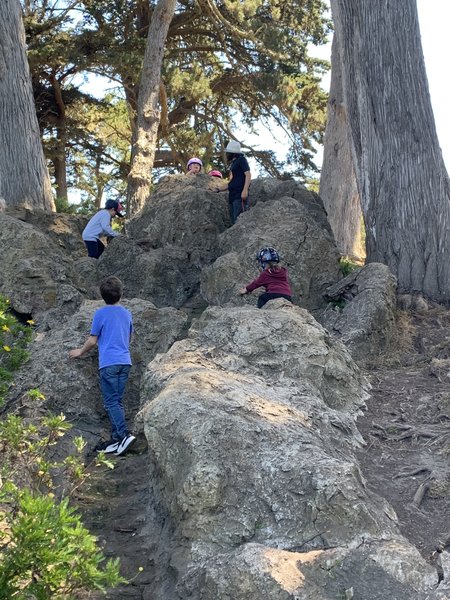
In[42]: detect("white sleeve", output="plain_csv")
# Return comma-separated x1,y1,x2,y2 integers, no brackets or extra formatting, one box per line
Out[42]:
100,212,119,237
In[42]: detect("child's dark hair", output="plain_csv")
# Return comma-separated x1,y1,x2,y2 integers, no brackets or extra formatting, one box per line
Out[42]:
100,276,123,304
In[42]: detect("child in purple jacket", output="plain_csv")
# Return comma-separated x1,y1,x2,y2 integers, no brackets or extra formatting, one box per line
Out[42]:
239,247,293,308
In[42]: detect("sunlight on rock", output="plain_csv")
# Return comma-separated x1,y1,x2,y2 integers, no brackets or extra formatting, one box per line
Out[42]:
262,547,323,593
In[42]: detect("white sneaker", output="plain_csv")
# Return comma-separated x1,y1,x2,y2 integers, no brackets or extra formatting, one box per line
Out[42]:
115,434,136,456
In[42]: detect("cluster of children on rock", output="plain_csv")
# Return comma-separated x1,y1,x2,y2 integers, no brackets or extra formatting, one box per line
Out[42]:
186,140,251,225
76,139,292,455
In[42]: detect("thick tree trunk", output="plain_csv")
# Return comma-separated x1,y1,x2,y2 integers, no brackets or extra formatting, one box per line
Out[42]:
126,0,177,216
0,0,54,211
320,36,364,260
329,0,450,301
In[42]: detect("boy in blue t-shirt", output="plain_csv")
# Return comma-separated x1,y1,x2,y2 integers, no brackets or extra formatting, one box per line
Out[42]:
69,276,135,456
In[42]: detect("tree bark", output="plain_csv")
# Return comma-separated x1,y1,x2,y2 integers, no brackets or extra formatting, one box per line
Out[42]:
50,73,68,202
329,0,450,301
126,0,177,216
0,0,54,211
320,36,364,260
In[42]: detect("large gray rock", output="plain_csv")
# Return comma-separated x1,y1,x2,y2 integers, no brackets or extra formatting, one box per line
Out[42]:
100,176,341,311
320,263,398,363
138,303,437,598
94,175,229,308
126,174,230,267
201,192,341,312
0,214,84,323
96,237,202,308
5,205,88,259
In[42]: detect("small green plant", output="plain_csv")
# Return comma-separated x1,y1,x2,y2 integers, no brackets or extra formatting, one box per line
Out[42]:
339,257,361,277
0,410,120,598
0,296,33,406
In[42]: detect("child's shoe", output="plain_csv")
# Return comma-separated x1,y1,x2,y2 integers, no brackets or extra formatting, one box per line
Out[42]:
115,434,136,456
95,439,120,453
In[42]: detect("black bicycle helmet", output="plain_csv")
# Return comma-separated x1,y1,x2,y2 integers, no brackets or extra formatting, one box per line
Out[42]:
257,247,280,268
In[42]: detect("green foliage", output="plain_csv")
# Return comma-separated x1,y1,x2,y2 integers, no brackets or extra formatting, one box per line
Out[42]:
0,296,32,406
0,411,121,598
0,491,125,599
340,257,361,277
23,0,332,203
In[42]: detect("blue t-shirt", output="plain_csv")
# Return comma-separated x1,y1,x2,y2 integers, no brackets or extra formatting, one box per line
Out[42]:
90,305,133,369
228,154,250,194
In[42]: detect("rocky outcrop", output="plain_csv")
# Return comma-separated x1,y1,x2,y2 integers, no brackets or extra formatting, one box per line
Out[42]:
1,176,432,598
321,263,398,363
0,213,84,324
138,303,437,598
201,180,341,312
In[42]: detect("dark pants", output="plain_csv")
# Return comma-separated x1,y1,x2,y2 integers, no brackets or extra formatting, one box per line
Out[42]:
229,192,249,224
99,364,131,441
258,293,292,309
84,239,105,259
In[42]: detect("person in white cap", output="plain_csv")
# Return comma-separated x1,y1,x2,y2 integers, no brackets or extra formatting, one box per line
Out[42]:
82,199,124,259
215,140,251,224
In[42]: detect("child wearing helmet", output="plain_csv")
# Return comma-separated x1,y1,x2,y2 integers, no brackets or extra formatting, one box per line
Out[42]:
239,247,292,308
213,140,251,224
208,169,223,178
187,157,203,175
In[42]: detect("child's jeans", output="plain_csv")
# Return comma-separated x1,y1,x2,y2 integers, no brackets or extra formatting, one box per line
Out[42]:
99,364,131,441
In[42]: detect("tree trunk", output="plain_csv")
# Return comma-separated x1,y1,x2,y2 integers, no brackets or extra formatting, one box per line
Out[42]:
329,0,450,301
320,36,364,260
0,0,54,211
126,0,177,216
51,74,68,203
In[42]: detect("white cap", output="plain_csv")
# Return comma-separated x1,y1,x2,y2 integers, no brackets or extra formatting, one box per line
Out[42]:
225,140,241,153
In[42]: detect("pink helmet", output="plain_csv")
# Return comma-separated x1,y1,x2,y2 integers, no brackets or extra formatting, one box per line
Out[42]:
187,157,203,170
209,170,223,178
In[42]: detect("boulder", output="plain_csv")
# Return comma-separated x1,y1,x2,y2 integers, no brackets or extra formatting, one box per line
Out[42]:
5,205,88,260
137,303,437,598
321,263,398,362
201,192,341,312
0,214,84,323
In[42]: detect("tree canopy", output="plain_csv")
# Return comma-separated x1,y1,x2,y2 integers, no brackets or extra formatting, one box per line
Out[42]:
21,0,331,204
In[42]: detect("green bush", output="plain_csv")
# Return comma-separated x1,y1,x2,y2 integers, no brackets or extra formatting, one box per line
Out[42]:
339,256,361,277
0,296,32,406
0,490,125,599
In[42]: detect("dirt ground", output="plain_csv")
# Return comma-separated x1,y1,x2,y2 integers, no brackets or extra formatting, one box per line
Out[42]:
356,307,450,562
78,306,450,599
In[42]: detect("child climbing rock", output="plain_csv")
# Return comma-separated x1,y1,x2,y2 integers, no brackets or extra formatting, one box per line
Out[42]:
82,199,124,259
69,276,136,456
186,157,203,175
239,247,293,308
